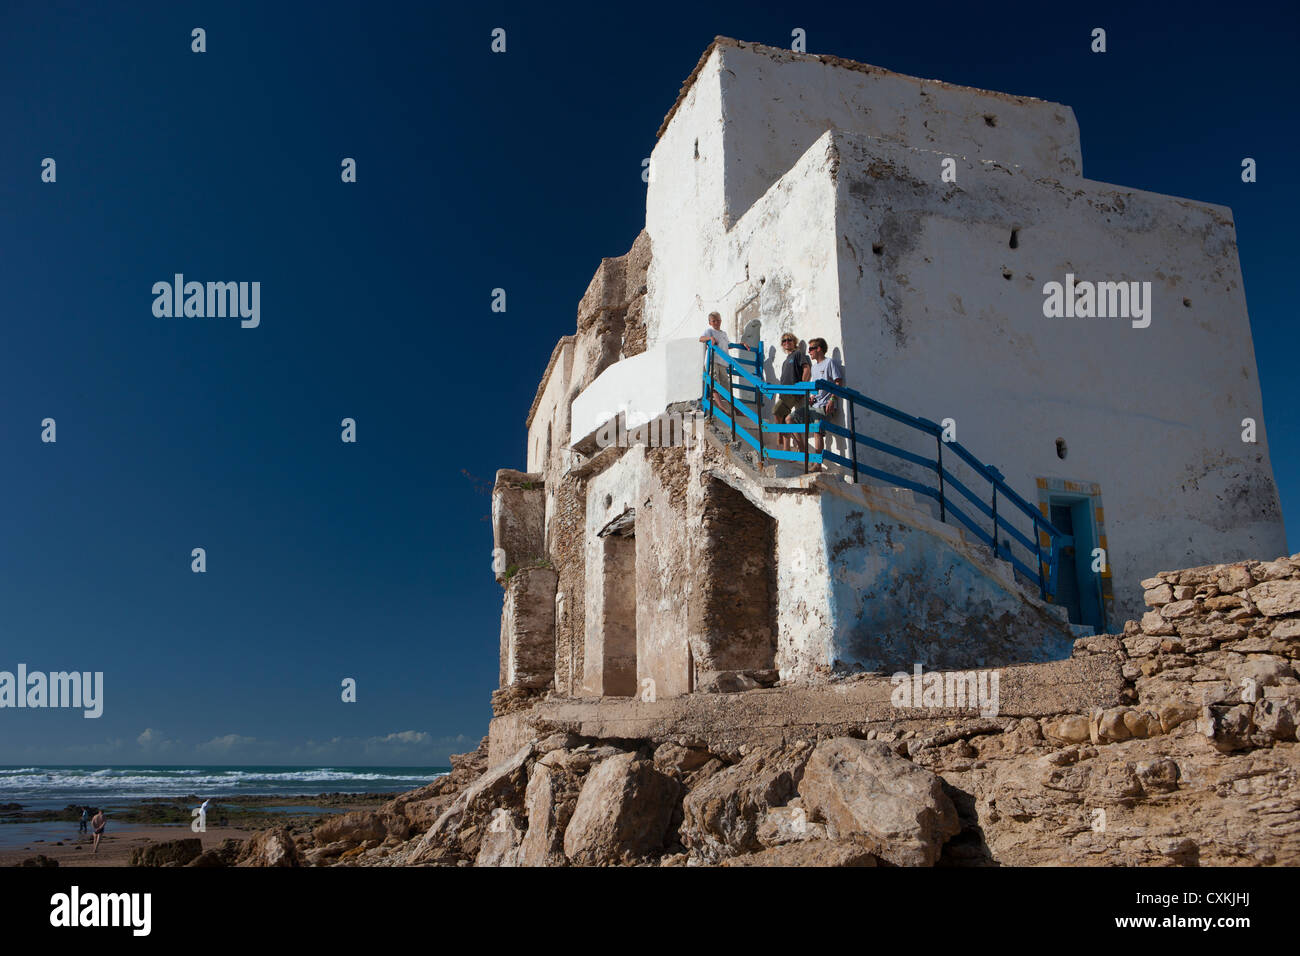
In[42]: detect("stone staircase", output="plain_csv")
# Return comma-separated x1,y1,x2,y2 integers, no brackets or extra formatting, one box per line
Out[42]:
698,402,1078,633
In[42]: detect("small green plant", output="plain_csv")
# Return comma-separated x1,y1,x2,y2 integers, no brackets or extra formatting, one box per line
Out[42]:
503,557,553,581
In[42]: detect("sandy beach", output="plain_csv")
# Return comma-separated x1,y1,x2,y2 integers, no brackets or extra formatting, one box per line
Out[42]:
1,823,258,867
1,789,400,867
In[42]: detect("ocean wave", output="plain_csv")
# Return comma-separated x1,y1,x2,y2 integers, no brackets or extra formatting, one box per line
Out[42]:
0,767,446,799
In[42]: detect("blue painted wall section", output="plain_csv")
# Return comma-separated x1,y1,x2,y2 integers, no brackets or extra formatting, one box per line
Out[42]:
821,487,1078,673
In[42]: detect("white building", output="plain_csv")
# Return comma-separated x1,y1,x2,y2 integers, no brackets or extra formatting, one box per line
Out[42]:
503,37,1286,700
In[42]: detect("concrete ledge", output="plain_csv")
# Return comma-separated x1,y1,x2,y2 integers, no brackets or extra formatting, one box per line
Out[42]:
487,655,1123,762
570,337,703,453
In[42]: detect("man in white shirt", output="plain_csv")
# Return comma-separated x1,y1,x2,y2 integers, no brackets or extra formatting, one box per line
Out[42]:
791,337,844,468
698,311,731,412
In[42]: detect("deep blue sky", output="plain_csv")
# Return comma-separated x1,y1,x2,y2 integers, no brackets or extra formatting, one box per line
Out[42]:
1,1,1296,765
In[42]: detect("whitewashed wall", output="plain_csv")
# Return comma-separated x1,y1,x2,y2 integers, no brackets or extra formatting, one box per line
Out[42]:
572,39,1284,641
830,129,1285,622
711,41,1082,225
569,338,702,449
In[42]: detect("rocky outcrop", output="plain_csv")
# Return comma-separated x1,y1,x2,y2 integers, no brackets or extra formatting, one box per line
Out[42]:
799,738,959,866
236,827,299,867
679,742,810,860
562,752,680,865
304,553,1300,867
312,811,387,847
406,741,534,865
376,736,489,841
187,838,244,867
719,841,877,867
129,838,202,867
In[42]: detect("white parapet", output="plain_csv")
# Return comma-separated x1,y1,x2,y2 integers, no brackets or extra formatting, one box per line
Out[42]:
569,337,704,451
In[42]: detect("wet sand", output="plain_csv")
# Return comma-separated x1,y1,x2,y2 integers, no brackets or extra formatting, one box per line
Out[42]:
1,823,256,867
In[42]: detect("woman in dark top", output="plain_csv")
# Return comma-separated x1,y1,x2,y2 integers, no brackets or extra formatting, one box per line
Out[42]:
772,334,810,451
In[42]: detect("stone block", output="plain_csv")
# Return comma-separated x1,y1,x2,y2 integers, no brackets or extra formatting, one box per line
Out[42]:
563,753,680,865
798,738,959,867
1216,565,1253,592
1249,581,1300,617
1143,584,1173,606
1272,620,1300,640
1042,714,1091,744
1123,635,1161,658
500,568,558,689
1141,611,1176,636
492,470,546,586
680,742,811,859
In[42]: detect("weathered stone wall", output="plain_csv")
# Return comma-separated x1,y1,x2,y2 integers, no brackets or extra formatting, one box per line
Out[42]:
821,482,1077,673
551,472,588,697
584,531,638,697
575,229,651,367
636,447,693,697
1111,554,1300,748
523,232,651,559
499,567,559,690
492,470,545,585
581,448,644,696
525,340,574,477
920,552,1300,866
689,475,779,691
434,552,1298,867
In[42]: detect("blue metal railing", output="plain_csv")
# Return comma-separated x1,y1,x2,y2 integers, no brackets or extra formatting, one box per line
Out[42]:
701,341,1064,603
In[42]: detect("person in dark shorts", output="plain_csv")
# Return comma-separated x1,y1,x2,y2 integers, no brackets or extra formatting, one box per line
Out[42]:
771,333,810,452
91,808,106,853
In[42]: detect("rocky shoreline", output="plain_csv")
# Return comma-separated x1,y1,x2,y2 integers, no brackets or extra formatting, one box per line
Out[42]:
85,552,1300,868
2,791,395,828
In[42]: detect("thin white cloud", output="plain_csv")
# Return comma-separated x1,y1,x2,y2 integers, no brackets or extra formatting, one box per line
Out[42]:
367,730,431,746
197,733,259,755
136,728,176,752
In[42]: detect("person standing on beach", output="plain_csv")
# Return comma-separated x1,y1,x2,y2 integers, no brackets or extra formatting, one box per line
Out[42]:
79,806,88,834
91,808,106,853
